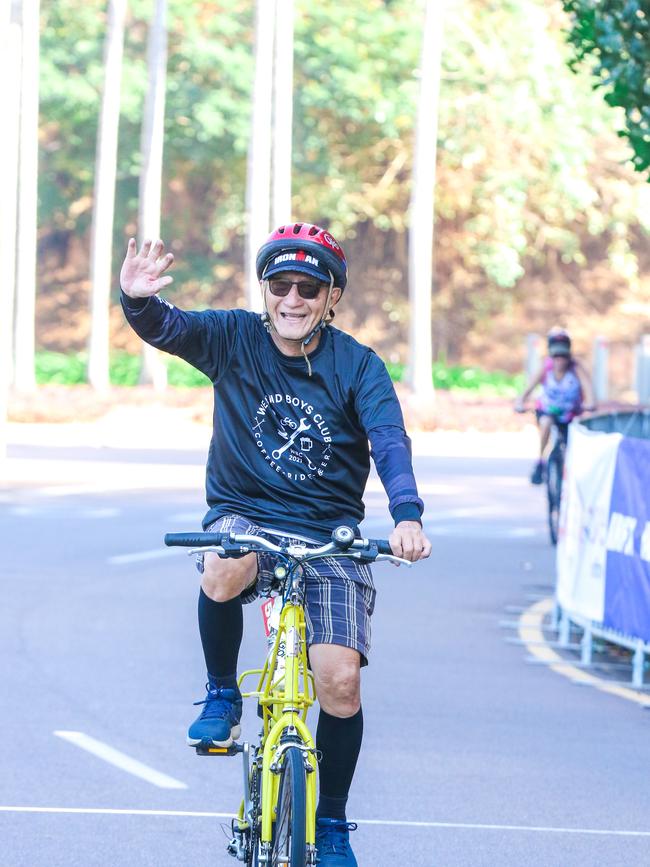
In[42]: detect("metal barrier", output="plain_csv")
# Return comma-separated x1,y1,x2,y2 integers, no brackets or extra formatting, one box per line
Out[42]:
579,408,650,439
553,606,650,688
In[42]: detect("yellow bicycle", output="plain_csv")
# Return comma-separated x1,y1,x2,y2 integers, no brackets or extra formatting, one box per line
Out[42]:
164,525,407,866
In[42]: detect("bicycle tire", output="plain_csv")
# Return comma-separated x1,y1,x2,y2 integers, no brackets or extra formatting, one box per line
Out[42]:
547,452,562,546
271,745,307,867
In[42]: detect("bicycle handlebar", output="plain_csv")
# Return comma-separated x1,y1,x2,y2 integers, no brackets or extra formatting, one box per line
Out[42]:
515,403,595,416
164,526,408,566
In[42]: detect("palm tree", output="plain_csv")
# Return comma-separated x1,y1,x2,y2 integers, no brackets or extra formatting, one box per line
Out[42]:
138,0,169,390
407,0,446,402
0,0,22,457
272,0,294,226
13,0,41,393
245,0,276,311
88,0,127,391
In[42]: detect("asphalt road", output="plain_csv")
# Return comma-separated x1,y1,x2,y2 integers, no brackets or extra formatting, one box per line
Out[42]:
2,445,650,866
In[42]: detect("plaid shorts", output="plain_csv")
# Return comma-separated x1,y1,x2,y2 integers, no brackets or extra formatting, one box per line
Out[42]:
196,514,376,665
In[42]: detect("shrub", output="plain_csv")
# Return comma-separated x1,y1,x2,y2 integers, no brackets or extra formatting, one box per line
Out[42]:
34,351,523,396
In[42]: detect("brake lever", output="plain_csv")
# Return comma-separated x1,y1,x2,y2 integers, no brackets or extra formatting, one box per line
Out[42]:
187,544,250,560
377,554,413,567
188,546,225,556
348,549,412,567
218,541,253,560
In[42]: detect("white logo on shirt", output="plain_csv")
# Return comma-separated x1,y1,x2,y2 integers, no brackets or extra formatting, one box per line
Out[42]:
251,392,333,482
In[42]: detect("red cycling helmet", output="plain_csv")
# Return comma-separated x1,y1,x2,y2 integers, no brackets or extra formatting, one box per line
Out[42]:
256,222,348,291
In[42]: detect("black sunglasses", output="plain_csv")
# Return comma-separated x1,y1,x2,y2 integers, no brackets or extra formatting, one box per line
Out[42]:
267,279,326,300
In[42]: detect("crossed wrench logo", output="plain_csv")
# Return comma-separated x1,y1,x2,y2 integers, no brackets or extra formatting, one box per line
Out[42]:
272,417,312,460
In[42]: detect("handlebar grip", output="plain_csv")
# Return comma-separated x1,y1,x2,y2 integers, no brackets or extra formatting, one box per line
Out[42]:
164,532,225,547
372,539,393,555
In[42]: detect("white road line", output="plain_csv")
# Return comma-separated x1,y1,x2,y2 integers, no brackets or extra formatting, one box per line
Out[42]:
53,732,187,790
364,506,505,524
423,525,540,539
83,508,121,519
108,548,182,565
0,807,229,817
34,485,118,497
0,806,648,838
509,527,538,538
354,819,650,837
364,480,467,496
167,512,204,522
7,506,121,519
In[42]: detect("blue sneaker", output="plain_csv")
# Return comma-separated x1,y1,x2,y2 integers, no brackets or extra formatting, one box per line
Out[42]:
315,818,358,866
187,681,242,747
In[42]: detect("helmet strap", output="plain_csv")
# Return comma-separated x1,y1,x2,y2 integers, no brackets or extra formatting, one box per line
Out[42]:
301,271,335,346
260,272,335,377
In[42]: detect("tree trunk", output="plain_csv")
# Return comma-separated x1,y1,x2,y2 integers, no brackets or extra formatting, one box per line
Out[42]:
245,0,275,311
0,0,21,459
407,0,445,402
138,0,168,390
13,0,40,394
87,0,127,392
272,0,294,226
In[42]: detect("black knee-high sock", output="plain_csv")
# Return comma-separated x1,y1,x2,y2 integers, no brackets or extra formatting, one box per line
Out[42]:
316,707,363,821
198,588,243,691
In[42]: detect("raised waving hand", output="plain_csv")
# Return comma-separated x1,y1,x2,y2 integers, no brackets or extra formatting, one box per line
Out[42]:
120,238,174,298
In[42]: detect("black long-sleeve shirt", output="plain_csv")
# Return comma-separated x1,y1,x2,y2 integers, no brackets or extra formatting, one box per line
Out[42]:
122,294,423,541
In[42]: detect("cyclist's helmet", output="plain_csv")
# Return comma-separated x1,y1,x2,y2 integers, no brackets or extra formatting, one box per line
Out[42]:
256,222,348,291
547,327,572,357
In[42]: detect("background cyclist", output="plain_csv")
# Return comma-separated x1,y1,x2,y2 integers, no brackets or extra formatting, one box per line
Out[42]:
515,327,595,484
119,223,431,867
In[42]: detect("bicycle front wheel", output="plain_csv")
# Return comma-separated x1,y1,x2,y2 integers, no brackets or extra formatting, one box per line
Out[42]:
547,453,562,546
272,745,307,867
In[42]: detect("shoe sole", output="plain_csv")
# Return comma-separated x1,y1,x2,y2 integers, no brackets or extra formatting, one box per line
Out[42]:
187,724,242,748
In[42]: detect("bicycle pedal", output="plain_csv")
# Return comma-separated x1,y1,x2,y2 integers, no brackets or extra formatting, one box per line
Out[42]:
195,741,243,757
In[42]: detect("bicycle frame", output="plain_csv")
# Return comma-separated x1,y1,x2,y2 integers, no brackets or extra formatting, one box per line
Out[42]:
236,566,318,859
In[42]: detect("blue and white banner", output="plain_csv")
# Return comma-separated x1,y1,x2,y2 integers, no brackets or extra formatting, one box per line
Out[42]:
603,437,650,641
556,423,621,622
556,423,650,641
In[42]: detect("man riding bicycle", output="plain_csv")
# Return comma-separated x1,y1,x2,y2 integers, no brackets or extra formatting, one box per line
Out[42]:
515,327,595,484
120,222,431,867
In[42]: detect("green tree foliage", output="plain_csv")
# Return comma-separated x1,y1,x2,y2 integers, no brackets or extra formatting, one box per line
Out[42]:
38,0,650,359
561,0,650,176
40,0,253,280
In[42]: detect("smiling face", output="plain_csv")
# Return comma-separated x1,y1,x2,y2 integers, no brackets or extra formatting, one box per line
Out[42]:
262,271,342,355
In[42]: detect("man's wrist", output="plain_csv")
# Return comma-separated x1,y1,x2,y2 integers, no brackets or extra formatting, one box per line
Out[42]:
392,502,422,526
120,289,150,310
